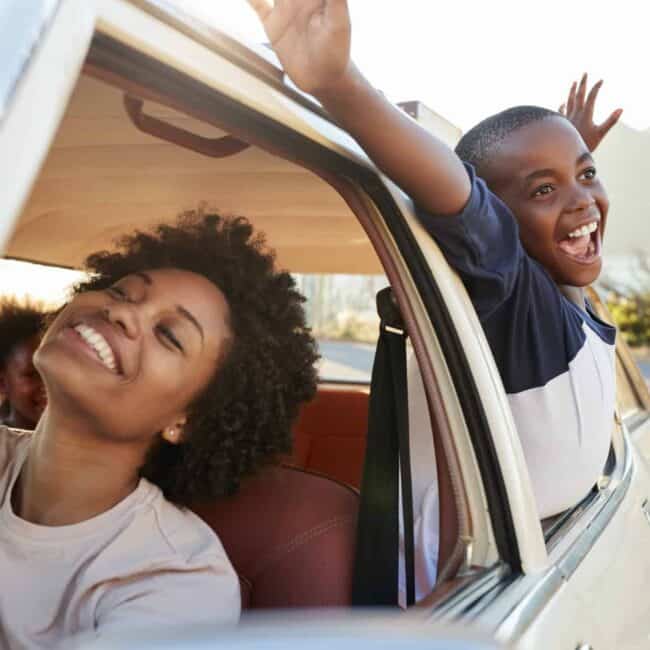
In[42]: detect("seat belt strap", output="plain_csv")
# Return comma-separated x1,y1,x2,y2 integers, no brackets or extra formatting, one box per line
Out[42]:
352,287,415,607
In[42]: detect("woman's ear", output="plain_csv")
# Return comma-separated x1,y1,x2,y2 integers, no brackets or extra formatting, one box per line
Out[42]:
161,416,187,445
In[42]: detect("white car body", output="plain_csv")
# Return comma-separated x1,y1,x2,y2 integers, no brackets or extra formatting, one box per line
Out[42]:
2,2,650,648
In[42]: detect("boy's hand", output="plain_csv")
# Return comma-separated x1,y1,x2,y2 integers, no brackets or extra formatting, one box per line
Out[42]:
560,74,623,152
247,0,351,95
248,0,470,215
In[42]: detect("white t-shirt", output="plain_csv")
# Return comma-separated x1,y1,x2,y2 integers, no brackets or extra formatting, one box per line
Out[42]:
0,427,240,649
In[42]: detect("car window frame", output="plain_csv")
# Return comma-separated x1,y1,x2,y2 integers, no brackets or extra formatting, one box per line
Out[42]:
1,6,512,612
5,0,649,639
88,15,519,589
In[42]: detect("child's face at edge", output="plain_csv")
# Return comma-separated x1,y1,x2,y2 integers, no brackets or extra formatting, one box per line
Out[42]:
483,116,609,287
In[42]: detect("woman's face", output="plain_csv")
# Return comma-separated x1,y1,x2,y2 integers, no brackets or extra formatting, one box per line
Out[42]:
34,268,231,443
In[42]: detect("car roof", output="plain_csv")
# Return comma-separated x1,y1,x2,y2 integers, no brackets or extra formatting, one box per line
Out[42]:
2,0,457,276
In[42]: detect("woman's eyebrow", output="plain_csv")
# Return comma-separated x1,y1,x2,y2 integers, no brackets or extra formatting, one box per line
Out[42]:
129,273,203,342
177,305,204,344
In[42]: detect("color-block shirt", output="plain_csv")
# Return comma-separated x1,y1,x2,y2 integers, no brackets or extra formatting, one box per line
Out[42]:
418,164,616,518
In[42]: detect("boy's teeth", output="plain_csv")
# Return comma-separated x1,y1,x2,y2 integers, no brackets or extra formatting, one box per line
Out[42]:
73,324,117,371
568,222,597,239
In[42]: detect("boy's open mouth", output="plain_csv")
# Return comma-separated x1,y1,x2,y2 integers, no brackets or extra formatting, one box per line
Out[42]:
557,220,601,265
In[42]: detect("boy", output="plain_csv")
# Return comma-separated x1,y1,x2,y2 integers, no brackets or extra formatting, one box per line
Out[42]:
0,299,48,429
249,0,622,593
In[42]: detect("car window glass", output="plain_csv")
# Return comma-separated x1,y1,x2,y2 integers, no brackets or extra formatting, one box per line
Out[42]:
616,353,644,420
294,273,386,383
0,258,85,305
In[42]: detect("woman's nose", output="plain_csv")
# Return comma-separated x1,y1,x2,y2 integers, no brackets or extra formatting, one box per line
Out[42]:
103,303,140,339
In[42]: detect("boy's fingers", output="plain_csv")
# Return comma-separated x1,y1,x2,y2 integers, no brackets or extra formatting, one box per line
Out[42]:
599,108,623,136
559,103,566,115
247,0,274,20
566,81,577,115
248,0,297,44
585,79,604,112
576,72,588,108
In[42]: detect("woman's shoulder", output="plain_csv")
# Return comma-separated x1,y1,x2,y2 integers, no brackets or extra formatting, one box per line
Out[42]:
91,480,240,619
130,479,232,565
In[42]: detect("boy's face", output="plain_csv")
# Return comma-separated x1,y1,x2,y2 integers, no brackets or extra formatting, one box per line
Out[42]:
0,335,46,428
484,116,608,287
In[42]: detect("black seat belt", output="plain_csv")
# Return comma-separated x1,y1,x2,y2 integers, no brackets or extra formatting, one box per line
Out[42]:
352,287,416,607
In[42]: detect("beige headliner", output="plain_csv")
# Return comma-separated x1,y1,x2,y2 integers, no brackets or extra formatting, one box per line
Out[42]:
8,74,382,274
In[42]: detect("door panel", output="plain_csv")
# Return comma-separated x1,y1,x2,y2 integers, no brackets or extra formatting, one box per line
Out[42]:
506,437,650,648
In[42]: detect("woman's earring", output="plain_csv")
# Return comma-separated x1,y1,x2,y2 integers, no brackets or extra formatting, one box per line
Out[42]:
164,425,183,443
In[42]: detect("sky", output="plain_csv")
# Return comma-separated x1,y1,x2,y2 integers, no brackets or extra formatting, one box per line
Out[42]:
2,0,646,301
172,0,649,131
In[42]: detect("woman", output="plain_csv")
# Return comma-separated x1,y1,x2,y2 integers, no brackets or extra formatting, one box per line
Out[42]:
0,212,318,648
0,300,48,429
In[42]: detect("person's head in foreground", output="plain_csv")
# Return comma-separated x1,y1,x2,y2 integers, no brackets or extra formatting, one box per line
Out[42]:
34,211,319,506
455,106,608,288
0,300,48,429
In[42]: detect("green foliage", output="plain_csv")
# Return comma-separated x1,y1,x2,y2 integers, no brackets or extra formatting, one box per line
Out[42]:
607,292,650,348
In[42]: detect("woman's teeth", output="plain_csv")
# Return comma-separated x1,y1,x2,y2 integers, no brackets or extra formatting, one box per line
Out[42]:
567,221,598,239
73,324,117,372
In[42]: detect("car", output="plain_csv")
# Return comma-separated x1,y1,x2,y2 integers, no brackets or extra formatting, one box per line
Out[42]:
87,613,509,650
2,1,650,648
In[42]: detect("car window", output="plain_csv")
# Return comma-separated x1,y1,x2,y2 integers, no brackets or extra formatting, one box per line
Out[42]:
0,258,85,304
294,273,387,384
587,288,650,423
542,288,646,547
0,34,494,627
616,353,645,420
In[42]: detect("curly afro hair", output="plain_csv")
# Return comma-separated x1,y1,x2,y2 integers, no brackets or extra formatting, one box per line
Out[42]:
0,299,48,369
73,211,319,506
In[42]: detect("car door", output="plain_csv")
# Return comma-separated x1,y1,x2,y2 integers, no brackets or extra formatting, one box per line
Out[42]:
6,2,650,648
0,0,521,624
0,0,501,608
394,164,650,648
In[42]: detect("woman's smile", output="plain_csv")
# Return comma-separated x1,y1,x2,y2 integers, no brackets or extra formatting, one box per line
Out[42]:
59,323,122,374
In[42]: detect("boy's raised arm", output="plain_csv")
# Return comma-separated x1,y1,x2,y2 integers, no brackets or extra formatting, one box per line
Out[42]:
247,0,470,216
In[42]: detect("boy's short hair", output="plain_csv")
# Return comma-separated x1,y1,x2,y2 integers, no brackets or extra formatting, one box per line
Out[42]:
455,106,562,173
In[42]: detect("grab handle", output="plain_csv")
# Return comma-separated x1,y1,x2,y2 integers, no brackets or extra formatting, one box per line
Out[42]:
123,95,250,158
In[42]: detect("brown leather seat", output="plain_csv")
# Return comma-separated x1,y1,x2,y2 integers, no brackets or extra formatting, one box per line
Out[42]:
192,465,359,610
290,388,369,489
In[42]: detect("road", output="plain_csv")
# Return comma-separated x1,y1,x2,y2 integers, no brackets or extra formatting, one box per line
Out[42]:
318,340,375,383
318,340,650,385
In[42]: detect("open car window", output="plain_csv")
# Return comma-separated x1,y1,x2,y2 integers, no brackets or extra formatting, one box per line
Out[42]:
0,16,502,624
588,287,650,426
0,259,85,305
295,273,386,384
540,288,646,551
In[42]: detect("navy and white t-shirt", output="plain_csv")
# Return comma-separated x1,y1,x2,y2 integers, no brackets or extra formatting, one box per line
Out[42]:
418,164,616,518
